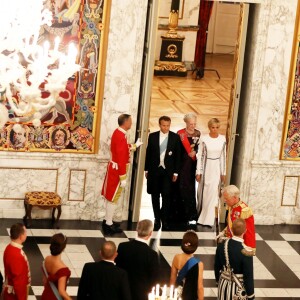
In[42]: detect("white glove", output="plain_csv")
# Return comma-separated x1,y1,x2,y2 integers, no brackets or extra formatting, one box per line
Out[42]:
120,180,127,188
135,138,143,148
215,231,225,242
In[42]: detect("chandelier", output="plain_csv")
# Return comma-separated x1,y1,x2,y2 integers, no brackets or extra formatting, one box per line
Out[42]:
0,0,80,129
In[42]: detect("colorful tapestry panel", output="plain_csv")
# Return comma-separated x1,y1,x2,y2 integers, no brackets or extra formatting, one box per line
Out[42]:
0,0,110,153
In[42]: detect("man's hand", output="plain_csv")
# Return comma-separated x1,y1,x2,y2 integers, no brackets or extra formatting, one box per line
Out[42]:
120,180,127,188
172,175,178,182
135,138,143,148
196,174,201,182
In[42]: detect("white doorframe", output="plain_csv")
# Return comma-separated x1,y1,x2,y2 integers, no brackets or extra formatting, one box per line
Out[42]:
130,0,160,222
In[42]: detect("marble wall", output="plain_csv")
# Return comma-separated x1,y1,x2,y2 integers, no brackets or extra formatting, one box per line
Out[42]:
0,0,148,222
2,0,300,225
232,0,300,224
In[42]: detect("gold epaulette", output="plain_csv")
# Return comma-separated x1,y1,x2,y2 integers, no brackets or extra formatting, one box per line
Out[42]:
241,248,256,257
240,206,253,219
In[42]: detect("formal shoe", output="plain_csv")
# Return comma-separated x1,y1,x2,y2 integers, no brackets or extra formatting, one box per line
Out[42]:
188,220,197,225
154,220,161,231
102,219,121,227
102,223,122,235
187,220,197,230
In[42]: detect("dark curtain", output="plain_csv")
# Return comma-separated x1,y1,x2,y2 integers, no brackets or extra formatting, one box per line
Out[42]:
194,0,214,71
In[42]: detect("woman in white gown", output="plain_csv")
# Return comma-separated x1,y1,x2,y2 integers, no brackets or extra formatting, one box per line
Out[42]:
196,118,226,227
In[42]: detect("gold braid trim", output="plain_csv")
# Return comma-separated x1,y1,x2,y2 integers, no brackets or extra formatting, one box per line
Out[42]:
119,174,127,181
241,248,256,257
240,206,253,219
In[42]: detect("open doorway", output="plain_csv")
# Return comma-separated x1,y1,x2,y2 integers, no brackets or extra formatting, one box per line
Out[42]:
130,0,249,223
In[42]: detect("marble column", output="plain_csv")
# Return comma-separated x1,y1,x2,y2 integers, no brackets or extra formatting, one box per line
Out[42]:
233,0,300,224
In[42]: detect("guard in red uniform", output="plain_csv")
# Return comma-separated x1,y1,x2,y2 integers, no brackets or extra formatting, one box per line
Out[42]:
218,185,256,255
3,223,31,300
101,114,142,234
102,127,130,203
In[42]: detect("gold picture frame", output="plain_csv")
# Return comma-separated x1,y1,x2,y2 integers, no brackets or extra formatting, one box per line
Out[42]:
0,0,111,154
280,0,300,160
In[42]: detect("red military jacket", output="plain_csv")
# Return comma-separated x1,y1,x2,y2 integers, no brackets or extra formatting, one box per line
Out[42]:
224,200,256,253
3,242,31,300
101,128,133,202
110,128,130,180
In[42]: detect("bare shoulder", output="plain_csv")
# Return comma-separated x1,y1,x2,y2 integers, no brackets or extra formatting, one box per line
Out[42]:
44,255,52,265
172,253,181,262
172,253,184,266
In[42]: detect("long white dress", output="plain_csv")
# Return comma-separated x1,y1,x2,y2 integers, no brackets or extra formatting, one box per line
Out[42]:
196,134,226,226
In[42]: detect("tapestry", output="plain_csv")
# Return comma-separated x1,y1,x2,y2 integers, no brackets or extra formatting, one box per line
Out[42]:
0,0,110,153
281,2,300,160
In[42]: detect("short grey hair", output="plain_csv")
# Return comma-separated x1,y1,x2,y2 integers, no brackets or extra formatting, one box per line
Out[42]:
222,185,240,198
183,113,197,123
136,219,153,237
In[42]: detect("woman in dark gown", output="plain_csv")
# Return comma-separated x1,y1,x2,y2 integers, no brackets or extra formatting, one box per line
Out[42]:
176,113,201,226
170,231,204,300
41,233,72,300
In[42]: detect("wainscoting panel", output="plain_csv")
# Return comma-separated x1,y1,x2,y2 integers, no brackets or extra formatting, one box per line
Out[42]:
281,176,299,206
0,168,58,200
68,169,86,202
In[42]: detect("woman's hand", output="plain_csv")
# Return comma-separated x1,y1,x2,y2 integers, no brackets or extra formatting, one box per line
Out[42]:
189,150,196,158
220,175,225,184
196,174,201,182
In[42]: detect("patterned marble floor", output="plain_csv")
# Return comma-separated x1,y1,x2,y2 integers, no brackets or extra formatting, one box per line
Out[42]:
0,219,299,299
149,53,234,135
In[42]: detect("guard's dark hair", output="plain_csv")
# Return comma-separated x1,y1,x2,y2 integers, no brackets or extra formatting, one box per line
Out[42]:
159,116,171,124
181,230,198,254
50,233,67,256
118,114,131,126
10,223,25,240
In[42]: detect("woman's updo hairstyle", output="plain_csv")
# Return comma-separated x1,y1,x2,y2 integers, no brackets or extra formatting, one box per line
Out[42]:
50,233,67,256
181,230,198,254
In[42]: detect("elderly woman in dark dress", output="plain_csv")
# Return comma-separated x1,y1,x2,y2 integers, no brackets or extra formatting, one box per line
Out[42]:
176,113,201,226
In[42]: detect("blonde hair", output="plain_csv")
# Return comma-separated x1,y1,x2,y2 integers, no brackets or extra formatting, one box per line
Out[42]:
208,118,220,128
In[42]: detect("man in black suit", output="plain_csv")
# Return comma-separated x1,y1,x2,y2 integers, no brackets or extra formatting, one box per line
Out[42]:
145,116,181,230
115,219,159,300
77,241,131,300
214,218,255,300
